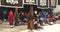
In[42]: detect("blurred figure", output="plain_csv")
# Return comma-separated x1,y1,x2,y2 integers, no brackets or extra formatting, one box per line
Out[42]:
34,20,38,29
24,12,28,17
38,12,44,26
42,12,47,25
20,12,25,22
24,12,28,22
46,15,50,24
8,11,14,28
34,11,37,15
48,11,53,16
2,11,7,21
55,14,59,21
51,14,56,23
34,19,43,29
34,11,37,20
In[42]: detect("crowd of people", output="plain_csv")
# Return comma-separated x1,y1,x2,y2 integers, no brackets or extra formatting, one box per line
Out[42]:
18,11,59,29
0,10,59,28
32,11,58,29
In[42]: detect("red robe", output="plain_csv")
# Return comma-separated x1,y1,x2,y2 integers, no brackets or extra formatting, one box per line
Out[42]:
8,12,14,25
52,15,55,20
46,18,50,23
23,12,27,17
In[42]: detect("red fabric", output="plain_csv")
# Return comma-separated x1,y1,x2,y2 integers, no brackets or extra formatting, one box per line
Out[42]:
9,18,14,25
52,15,55,20
46,18,50,23
8,12,14,18
24,12,27,17
8,12,14,25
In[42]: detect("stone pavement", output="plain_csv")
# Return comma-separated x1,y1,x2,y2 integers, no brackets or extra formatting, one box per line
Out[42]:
0,22,28,32
20,24,60,32
0,20,60,32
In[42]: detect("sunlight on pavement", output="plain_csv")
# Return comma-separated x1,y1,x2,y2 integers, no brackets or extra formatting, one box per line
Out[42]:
20,24,60,32
0,24,60,32
0,28,19,32
0,25,27,32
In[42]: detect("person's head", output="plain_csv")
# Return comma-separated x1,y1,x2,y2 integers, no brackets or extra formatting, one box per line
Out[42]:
43,12,45,13
22,12,24,15
47,15,49,17
3,11,6,14
34,11,37,14
10,11,13,13
18,13,20,15
38,12,40,15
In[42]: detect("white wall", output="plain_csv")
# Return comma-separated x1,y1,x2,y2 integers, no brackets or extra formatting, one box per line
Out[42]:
53,0,60,13
53,5,60,13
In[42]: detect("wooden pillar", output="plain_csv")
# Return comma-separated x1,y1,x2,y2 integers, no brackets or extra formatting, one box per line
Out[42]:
14,8,19,26
48,0,51,8
28,5,34,30
14,8,19,18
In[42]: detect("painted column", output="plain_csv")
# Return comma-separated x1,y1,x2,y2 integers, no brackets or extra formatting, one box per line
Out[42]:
28,5,34,30
14,8,19,26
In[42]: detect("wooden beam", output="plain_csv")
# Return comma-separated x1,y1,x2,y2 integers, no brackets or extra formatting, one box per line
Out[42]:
28,5,34,30
14,8,19,26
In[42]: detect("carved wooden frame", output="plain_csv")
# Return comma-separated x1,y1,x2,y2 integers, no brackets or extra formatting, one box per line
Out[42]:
37,0,48,9
23,0,37,5
0,0,24,8
49,0,57,8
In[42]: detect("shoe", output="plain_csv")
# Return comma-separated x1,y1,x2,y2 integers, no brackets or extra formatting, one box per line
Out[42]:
43,23,45,26
49,22,54,25
10,25,13,28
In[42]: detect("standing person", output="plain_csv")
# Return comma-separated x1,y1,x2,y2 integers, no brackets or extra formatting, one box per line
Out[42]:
38,12,44,26
42,12,47,25
2,11,7,21
8,11,15,28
